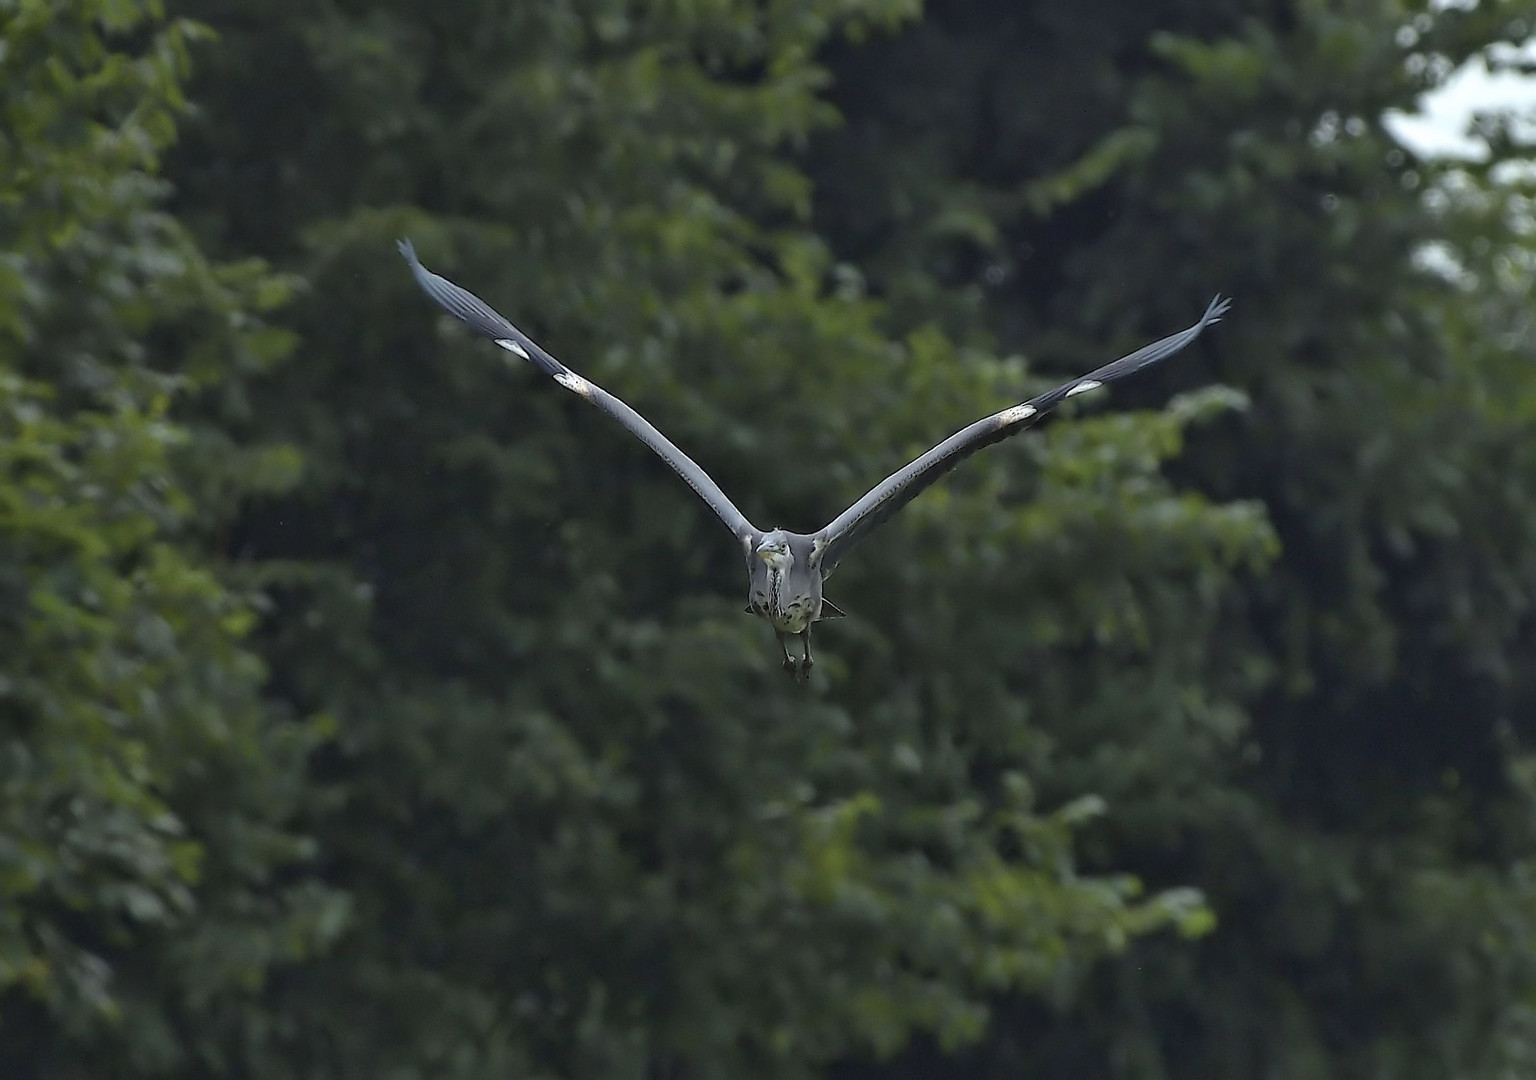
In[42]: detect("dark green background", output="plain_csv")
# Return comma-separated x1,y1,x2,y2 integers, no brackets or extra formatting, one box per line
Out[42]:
4,0,1536,1076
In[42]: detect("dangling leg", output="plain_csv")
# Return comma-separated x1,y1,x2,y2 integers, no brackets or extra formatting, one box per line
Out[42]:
775,630,798,677
798,627,814,681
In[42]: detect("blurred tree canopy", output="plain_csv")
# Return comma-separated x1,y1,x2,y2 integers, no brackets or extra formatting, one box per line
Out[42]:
0,0,341,1075
1,0,1534,1077
813,0,1536,1076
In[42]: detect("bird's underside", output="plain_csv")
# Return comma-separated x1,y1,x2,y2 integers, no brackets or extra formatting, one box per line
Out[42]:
399,239,1229,681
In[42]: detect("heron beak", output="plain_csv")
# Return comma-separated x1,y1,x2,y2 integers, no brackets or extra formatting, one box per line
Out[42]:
756,549,774,562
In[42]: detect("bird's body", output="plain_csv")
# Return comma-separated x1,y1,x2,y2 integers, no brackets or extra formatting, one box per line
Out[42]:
399,239,1229,680
744,530,839,673
747,531,815,632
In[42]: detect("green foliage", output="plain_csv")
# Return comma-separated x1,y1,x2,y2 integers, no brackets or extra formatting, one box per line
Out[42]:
0,0,336,1073
812,0,1536,1076
150,0,1273,1076
9,0,1535,1075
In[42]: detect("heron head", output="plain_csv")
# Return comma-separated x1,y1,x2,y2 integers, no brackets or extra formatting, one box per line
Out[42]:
756,531,792,571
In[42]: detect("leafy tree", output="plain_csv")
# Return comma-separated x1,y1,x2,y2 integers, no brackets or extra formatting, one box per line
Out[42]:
810,0,1536,1076
0,0,338,1074
160,0,1272,1075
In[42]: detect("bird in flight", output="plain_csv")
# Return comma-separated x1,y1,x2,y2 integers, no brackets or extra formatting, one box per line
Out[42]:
399,240,1229,680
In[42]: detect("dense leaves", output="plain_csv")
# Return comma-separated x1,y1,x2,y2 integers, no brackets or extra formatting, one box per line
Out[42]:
4,0,1536,1076
0,0,337,1074
813,0,1536,1076
160,1,1274,1076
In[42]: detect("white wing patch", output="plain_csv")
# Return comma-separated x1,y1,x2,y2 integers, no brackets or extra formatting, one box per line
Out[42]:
553,370,592,397
998,403,1038,426
1065,379,1102,398
495,338,531,359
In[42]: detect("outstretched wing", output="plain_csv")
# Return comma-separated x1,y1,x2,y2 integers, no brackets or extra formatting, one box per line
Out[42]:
399,239,759,545
814,296,1230,574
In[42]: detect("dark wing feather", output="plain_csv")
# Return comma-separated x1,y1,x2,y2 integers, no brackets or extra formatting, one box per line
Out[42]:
399,239,759,544
815,296,1230,573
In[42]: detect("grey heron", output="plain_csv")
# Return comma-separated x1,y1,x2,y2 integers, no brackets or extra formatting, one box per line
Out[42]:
399,240,1229,680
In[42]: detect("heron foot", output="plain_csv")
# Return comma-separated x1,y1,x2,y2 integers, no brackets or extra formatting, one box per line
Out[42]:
776,631,815,682
776,631,798,679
